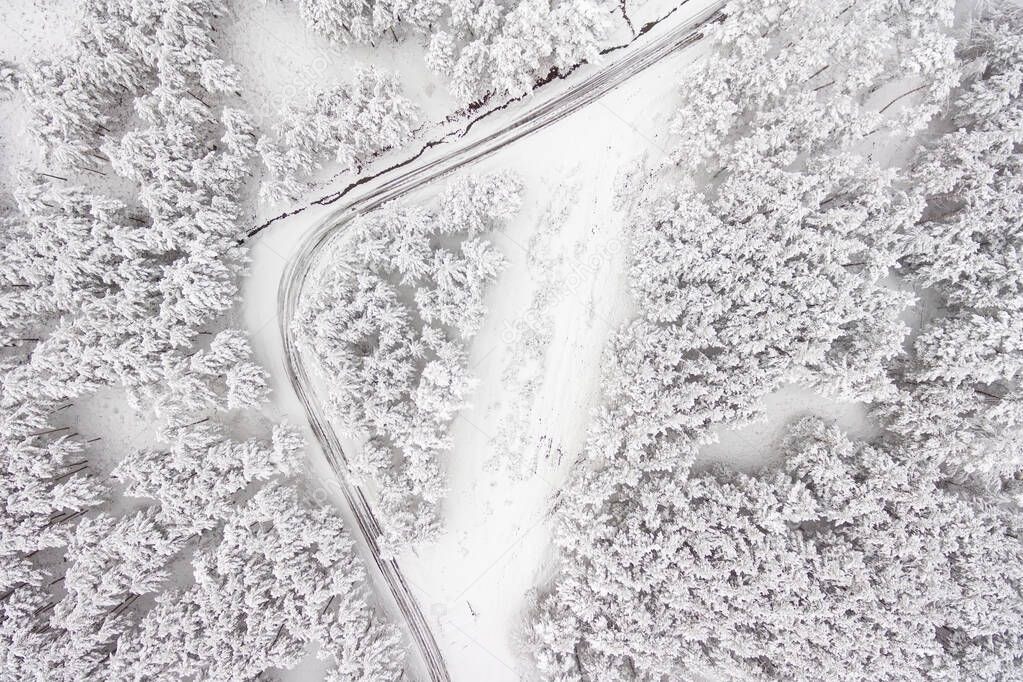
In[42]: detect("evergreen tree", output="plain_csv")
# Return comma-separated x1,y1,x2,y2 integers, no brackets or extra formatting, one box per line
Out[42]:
257,68,419,203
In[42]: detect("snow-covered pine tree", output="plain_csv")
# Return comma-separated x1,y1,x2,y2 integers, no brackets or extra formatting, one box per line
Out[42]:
0,178,160,395
114,422,303,535
3,0,259,408
605,0,957,471
569,0,952,489
47,510,185,678
414,237,507,338
126,330,270,420
19,0,232,170
3,2,405,679
481,0,606,100
670,0,959,173
0,400,105,596
295,0,387,45
524,2,1023,679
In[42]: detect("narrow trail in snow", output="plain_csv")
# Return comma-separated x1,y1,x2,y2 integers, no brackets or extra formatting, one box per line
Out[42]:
271,4,725,680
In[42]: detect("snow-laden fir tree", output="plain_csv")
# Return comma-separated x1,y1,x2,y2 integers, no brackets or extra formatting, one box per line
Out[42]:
597,0,961,466
257,68,419,203
0,509,185,680
48,510,185,678
114,422,303,536
524,1,1023,679
598,0,958,473
19,0,233,170
670,0,959,173
294,0,612,103
128,330,270,421
0,401,104,597
2,0,258,408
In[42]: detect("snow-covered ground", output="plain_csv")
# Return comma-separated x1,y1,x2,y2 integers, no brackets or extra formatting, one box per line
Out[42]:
384,118,645,679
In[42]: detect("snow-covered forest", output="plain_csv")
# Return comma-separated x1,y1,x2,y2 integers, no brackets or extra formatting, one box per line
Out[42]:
0,0,413,678
296,172,521,550
0,0,1021,679
294,0,611,102
528,1,1023,679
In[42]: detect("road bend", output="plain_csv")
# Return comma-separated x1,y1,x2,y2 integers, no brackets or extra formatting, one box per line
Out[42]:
275,3,724,680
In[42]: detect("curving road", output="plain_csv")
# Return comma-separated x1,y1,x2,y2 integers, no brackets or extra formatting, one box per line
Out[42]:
274,4,724,681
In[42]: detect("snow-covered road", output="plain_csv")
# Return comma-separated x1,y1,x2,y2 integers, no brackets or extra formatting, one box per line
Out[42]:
257,2,725,679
